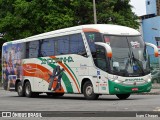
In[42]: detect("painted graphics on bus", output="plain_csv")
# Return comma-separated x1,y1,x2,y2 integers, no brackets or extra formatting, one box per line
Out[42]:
2,43,23,90
2,43,80,92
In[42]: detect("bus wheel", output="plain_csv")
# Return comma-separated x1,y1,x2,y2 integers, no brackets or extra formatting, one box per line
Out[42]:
83,81,99,100
24,81,39,97
116,94,130,100
17,82,25,97
46,93,64,97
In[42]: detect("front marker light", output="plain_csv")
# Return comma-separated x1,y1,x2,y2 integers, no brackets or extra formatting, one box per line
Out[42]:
114,80,121,83
148,74,152,79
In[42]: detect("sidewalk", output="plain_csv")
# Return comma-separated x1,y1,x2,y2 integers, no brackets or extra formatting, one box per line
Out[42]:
146,88,160,94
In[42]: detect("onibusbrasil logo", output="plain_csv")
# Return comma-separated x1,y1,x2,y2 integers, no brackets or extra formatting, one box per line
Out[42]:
1,112,42,118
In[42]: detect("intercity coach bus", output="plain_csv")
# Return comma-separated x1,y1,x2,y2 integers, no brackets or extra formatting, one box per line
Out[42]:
2,24,158,100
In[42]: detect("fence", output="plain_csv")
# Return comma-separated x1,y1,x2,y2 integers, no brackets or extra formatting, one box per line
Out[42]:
150,54,159,70
149,54,160,88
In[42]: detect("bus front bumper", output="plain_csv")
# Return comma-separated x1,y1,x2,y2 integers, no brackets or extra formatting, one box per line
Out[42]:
108,80,152,94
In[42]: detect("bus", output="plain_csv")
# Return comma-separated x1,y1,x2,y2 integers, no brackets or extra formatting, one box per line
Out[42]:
2,24,158,100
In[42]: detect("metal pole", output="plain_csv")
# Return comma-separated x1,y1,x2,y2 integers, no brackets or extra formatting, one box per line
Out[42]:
93,0,97,24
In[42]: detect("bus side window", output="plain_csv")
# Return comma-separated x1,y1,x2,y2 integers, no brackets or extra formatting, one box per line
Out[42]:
84,32,102,53
70,34,86,55
94,45,108,72
28,41,39,58
55,40,58,55
41,39,55,57
26,42,29,58
57,36,70,55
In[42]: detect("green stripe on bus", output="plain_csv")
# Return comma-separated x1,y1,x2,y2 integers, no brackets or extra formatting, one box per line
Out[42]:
38,58,73,93
64,63,80,88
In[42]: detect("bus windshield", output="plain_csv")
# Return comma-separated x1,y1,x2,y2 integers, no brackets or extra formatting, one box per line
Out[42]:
104,35,150,77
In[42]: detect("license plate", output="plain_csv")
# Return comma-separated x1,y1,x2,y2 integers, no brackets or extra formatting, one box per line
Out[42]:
132,88,138,91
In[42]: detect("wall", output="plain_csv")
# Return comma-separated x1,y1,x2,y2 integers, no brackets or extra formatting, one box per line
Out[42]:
142,16,160,54
146,0,157,15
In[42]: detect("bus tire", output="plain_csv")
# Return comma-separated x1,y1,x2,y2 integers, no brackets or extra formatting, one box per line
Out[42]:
46,93,64,97
83,81,99,100
116,94,130,100
17,82,25,97
24,81,39,97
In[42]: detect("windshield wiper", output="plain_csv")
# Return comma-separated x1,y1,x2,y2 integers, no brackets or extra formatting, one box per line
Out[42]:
131,52,145,75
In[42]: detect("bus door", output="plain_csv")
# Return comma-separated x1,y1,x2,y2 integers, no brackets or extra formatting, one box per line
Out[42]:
93,44,110,93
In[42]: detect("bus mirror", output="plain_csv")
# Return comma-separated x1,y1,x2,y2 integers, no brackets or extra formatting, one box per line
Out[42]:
95,42,112,58
107,52,112,58
145,42,159,57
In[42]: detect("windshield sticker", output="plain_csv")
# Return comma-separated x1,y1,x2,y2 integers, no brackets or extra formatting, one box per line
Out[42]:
104,37,110,45
88,34,95,42
130,41,140,48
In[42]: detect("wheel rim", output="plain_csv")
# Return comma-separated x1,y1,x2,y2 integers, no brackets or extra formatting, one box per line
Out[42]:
86,85,93,96
18,85,22,94
26,85,30,95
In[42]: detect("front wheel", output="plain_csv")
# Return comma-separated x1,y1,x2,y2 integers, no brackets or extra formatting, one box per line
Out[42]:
152,79,158,84
83,81,99,100
116,94,130,100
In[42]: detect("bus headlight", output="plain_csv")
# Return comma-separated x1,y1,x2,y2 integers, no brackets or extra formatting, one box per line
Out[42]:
147,79,151,82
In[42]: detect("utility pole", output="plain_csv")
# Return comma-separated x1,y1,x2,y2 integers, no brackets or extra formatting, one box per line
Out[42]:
93,0,97,24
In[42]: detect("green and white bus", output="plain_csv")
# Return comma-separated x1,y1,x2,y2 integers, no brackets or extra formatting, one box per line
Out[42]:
2,24,158,100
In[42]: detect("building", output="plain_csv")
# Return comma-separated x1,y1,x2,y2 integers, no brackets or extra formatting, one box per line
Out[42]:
141,0,160,69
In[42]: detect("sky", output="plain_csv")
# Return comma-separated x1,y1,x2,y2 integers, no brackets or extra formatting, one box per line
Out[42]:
130,0,146,16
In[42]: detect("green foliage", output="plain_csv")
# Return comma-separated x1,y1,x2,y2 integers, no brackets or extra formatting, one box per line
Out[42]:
0,63,1,86
0,0,139,41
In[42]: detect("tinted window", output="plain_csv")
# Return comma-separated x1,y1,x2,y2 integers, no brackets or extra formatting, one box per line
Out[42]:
25,33,86,58
41,39,55,57
70,34,86,54
85,32,102,52
93,45,109,72
105,36,129,48
56,36,69,55
26,42,29,58
103,35,150,76
28,41,39,58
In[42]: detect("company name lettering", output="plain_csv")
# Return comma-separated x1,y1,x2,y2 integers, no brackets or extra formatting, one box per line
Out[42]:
125,78,143,82
41,56,74,64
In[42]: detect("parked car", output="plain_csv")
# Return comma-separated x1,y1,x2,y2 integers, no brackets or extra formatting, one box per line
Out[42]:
151,70,160,83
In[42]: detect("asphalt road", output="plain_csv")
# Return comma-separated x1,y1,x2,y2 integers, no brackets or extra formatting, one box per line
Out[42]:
0,88,160,119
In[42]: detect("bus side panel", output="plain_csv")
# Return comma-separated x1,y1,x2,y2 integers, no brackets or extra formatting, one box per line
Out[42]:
22,57,71,93
2,43,23,91
22,55,92,94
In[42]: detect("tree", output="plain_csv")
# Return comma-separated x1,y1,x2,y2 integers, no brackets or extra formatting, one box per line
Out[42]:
78,0,139,28
0,0,139,41
0,0,75,40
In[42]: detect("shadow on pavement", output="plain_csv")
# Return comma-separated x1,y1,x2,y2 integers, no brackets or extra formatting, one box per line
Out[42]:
8,94,140,101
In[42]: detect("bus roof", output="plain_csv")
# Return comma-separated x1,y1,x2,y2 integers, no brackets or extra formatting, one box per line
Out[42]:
82,24,140,35
3,24,140,46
